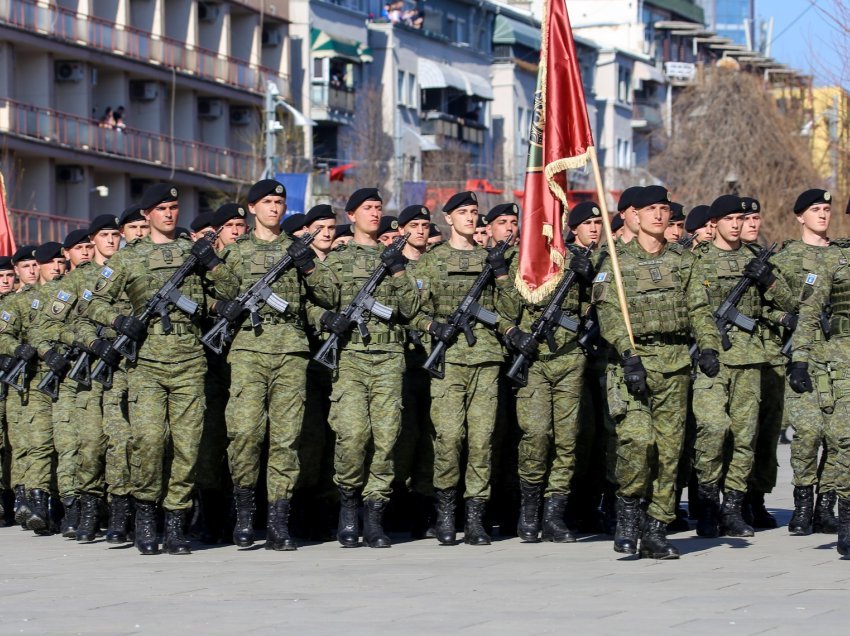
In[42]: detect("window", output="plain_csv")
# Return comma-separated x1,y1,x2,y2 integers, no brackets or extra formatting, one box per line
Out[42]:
313,58,326,80
397,70,405,105
617,66,632,104
407,73,416,109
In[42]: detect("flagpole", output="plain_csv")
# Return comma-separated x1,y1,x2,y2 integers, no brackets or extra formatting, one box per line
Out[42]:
587,146,636,350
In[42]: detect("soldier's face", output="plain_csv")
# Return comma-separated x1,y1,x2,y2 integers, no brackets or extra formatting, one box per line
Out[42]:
716,214,744,243
348,200,382,235
250,195,287,229
636,203,671,238
378,230,400,246
664,221,684,243
741,213,761,242
0,270,15,293
797,203,831,234
14,260,39,286
308,219,337,252
623,206,640,234
694,221,715,243
122,220,150,242
473,226,488,246
446,205,479,239
219,218,248,247
66,241,94,267
402,219,429,249
574,218,602,247
92,230,121,259
143,201,179,235
488,215,518,244
39,257,66,282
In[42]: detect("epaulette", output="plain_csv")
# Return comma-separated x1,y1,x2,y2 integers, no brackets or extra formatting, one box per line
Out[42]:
697,242,711,254
333,242,349,253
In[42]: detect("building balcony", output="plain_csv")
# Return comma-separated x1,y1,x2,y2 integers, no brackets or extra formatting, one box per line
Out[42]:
310,83,356,124
632,100,664,129
1,0,289,97
420,112,486,146
0,99,258,183
9,208,88,245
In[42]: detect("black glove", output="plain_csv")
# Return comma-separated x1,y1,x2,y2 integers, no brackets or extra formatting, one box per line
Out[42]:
91,338,120,368
191,237,222,271
43,348,70,374
621,354,648,397
216,299,244,323
113,315,146,342
0,355,13,371
380,248,407,275
428,321,457,345
287,240,315,275
568,252,595,283
698,348,720,378
788,361,813,394
743,258,776,289
486,249,509,278
13,343,36,362
320,310,352,336
507,328,539,358
779,312,798,330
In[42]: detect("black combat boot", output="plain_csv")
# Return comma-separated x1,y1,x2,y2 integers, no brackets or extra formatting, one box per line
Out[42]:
789,485,814,535
106,495,132,544
613,496,641,554
134,500,159,555
464,498,491,545
14,485,32,528
749,491,778,529
517,480,542,542
363,499,391,548
813,490,839,534
60,497,80,539
232,486,256,548
434,488,457,545
837,497,850,557
337,487,360,547
640,515,680,560
667,489,690,533
164,509,191,555
541,495,575,543
696,483,720,538
76,494,100,542
26,489,50,534
720,489,755,537
266,499,297,551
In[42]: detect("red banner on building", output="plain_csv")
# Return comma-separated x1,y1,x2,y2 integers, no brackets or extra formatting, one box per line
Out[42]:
0,172,17,257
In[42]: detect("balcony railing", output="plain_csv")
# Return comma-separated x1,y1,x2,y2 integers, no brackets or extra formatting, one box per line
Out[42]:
0,0,289,97
420,112,486,145
632,100,663,128
311,84,356,114
0,99,258,182
9,208,88,245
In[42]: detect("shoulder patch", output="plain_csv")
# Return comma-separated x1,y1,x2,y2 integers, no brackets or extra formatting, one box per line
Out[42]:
100,266,114,279
1,311,10,322
57,290,71,302
805,273,817,286
83,289,93,301
31,298,40,310
416,279,423,289
594,272,608,283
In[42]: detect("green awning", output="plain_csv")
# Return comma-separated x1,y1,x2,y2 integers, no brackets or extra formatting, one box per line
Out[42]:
493,14,541,52
311,27,372,64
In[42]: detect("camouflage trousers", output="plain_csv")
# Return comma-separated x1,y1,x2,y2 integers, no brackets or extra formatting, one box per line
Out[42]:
393,365,434,497
74,382,107,496
21,373,55,492
328,351,404,502
608,364,689,524
693,363,761,493
785,358,841,492
4,389,26,489
127,356,206,511
226,349,308,502
102,366,132,497
750,363,784,493
53,382,79,499
515,351,585,497
431,362,500,501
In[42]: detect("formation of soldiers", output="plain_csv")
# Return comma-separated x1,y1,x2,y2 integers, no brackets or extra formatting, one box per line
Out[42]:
0,179,847,560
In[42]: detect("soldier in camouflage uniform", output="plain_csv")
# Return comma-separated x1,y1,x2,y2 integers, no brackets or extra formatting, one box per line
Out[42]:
410,192,521,546
0,256,16,521
593,185,718,559
688,195,795,540
683,205,715,249
307,188,419,548
86,183,214,555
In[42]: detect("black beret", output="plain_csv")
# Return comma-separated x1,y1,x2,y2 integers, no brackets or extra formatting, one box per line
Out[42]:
610,215,624,232
740,196,761,216
476,215,487,228
0,256,13,271
568,201,602,227
190,213,216,233
247,179,286,204
175,227,192,240
484,203,519,223
793,189,831,214
632,185,671,209
709,194,746,219
305,204,335,226
119,204,144,226
214,203,247,226
398,204,430,226
618,186,644,211
89,214,120,235
12,245,37,264
63,229,92,249
334,224,353,239
684,205,711,232
345,188,381,212
140,183,178,210
378,216,400,237
281,213,306,236
442,191,478,213
429,223,442,239
669,202,686,222
35,241,63,264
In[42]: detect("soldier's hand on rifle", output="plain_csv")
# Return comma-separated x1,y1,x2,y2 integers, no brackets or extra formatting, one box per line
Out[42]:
779,312,798,330
0,355,13,371
287,240,315,275
320,310,352,336
380,248,407,275
788,361,813,394
486,249,509,278
91,338,120,367
215,299,244,323
621,353,647,397
191,237,222,271
698,348,720,378
428,321,457,345
568,252,595,283
743,258,775,289
43,348,70,374
507,327,539,358
113,315,146,341
13,343,36,362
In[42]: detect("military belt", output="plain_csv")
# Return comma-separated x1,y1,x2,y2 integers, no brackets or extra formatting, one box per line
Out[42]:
829,316,850,337
348,330,403,345
149,322,198,336
240,314,289,329
633,333,690,347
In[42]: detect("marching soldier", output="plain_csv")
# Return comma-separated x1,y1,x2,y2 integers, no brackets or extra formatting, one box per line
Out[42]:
118,204,149,243
0,257,16,520
616,186,643,244
664,203,686,243
215,203,249,249
683,205,714,247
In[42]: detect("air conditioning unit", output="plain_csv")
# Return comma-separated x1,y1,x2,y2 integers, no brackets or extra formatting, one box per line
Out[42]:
230,107,251,126
129,80,159,102
55,61,85,82
198,98,224,119
56,165,84,183
262,28,282,47
198,2,221,23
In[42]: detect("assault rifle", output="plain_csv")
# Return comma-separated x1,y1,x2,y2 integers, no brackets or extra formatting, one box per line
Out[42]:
0,354,29,392
678,234,696,249
714,242,778,351
422,234,512,380
201,230,318,354
313,233,409,370
36,345,90,401
506,242,595,387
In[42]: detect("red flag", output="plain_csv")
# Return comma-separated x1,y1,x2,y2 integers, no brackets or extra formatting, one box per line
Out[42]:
0,172,17,257
517,0,594,302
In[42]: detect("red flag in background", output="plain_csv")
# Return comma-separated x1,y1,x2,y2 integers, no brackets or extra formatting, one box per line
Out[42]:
0,172,17,256
516,0,594,302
